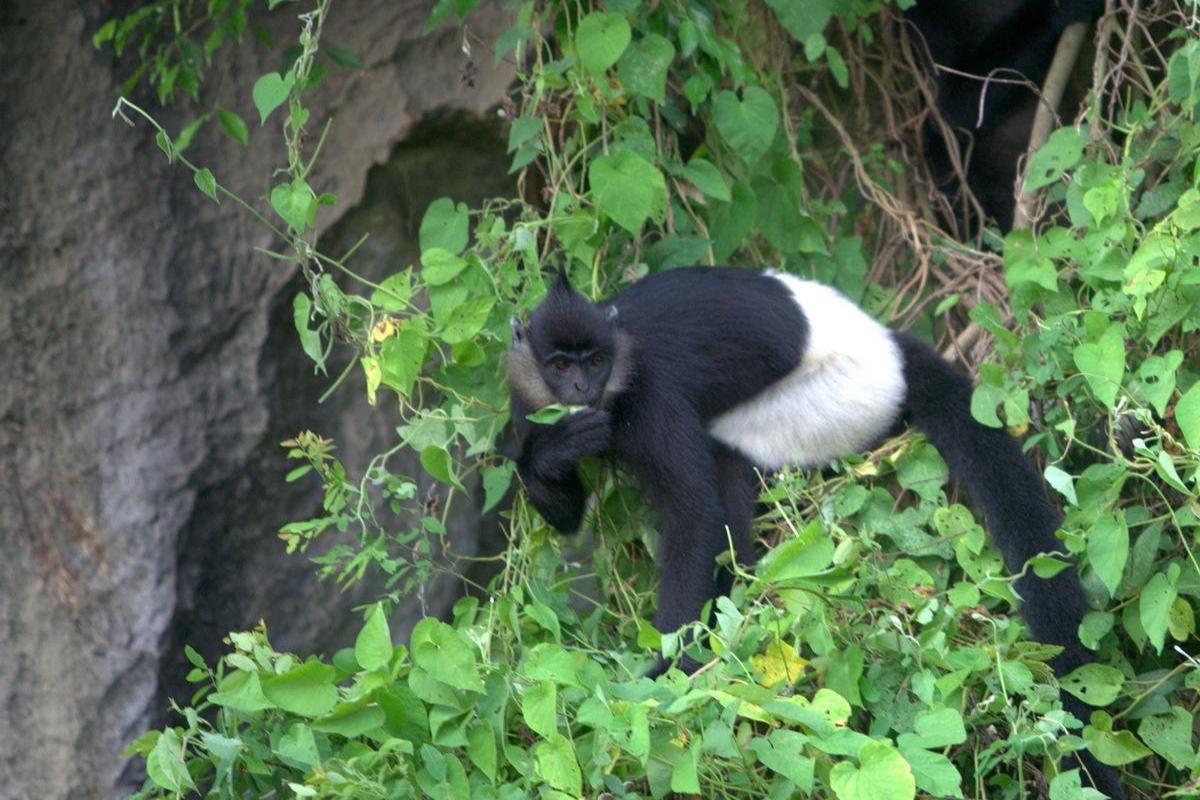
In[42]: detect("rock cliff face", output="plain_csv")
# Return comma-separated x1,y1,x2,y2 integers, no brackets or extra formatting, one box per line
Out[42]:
0,3,513,797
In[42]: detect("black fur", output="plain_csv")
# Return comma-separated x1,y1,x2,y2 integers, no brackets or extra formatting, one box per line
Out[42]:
511,268,805,633
508,268,1122,798
906,0,1104,229
894,332,1121,798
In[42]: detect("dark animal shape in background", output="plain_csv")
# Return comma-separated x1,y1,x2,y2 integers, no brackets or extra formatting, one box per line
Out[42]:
906,0,1104,229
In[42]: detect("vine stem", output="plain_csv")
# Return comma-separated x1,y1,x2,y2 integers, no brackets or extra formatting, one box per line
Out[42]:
112,96,293,243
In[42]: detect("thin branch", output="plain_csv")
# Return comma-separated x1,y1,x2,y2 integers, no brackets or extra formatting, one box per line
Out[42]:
1013,20,1092,230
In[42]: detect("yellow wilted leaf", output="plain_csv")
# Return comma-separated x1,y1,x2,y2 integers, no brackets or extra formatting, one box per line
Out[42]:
362,357,381,405
751,646,809,687
370,317,398,342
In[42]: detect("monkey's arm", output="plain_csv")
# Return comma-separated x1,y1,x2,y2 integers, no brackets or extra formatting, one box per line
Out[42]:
616,406,734,673
513,405,612,533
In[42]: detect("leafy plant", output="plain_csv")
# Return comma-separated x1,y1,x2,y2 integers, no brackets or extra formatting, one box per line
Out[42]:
115,0,1200,798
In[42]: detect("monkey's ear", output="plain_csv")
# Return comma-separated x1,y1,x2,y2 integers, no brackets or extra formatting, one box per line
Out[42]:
511,316,526,343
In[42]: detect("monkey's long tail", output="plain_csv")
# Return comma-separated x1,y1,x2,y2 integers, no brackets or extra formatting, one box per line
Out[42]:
891,331,1124,799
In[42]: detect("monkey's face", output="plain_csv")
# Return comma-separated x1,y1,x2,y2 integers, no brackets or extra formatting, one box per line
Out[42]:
539,350,613,406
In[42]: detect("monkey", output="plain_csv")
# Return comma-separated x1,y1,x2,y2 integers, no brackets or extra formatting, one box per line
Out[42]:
507,266,1122,799
904,0,1105,229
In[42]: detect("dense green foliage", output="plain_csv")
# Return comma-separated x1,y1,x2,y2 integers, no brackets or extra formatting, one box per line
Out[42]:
113,1,1200,798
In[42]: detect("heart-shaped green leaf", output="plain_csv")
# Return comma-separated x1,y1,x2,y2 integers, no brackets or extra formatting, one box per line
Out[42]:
260,661,338,717
218,108,248,145
1088,513,1128,598
1176,382,1200,450
1073,326,1125,408
576,12,631,74
354,603,392,671
682,157,730,201
410,617,484,692
713,87,778,167
419,197,470,254
764,0,834,43
252,71,293,125
617,33,675,102
589,151,665,234
193,168,218,203
270,177,315,234
420,444,466,492
829,741,916,800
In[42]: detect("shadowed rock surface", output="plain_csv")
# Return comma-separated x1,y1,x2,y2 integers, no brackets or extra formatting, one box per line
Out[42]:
0,2,512,797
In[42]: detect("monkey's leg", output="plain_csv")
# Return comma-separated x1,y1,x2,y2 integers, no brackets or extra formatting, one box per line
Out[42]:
628,415,732,675
712,440,759,600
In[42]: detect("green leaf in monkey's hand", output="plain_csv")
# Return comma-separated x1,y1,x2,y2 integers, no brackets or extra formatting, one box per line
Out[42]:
527,404,588,425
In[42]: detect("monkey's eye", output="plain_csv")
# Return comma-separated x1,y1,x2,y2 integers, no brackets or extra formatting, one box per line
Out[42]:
550,359,571,372
588,355,606,368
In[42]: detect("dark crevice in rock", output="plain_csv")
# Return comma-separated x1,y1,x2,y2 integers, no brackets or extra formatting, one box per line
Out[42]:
157,108,516,723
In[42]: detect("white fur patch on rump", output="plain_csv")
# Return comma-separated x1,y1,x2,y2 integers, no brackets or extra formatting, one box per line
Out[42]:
708,272,907,470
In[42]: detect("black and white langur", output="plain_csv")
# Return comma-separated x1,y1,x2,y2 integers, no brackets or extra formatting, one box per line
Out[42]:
507,266,1121,798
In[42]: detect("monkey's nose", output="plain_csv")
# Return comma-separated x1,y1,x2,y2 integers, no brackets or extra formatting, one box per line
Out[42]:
574,381,588,393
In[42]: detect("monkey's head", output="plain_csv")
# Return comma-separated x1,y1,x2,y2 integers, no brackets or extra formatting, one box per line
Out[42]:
509,273,627,408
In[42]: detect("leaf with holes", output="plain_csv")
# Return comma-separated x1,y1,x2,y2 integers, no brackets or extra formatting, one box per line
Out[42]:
1061,663,1125,706
1138,708,1195,770
1024,126,1084,191
1136,351,1182,416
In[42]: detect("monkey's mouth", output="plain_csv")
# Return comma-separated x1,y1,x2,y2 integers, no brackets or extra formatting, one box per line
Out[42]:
562,391,600,406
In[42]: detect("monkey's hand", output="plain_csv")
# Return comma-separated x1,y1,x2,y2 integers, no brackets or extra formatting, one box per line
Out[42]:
526,408,612,477
646,653,704,680
515,408,612,535
555,407,612,455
